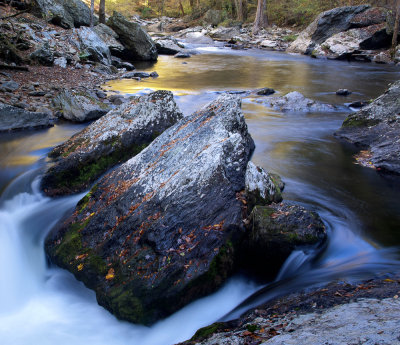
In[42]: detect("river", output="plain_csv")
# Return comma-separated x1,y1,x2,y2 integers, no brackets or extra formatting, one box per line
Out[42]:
1,47,399,344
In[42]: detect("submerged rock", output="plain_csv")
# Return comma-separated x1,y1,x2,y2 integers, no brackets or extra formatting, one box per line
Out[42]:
42,90,183,196
0,102,53,131
45,94,254,324
261,91,335,112
107,11,158,61
336,80,400,175
52,89,110,123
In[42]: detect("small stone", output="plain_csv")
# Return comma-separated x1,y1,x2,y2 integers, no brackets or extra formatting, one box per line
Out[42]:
1,81,19,92
257,87,275,96
349,101,368,108
28,91,47,97
96,91,107,99
54,57,67,68
336,89,351,96
150,71,159,78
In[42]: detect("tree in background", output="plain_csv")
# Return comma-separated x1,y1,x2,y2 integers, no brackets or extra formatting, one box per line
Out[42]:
392,0,400,52
99,0,106,23
252,0,267,34
90,0,94,26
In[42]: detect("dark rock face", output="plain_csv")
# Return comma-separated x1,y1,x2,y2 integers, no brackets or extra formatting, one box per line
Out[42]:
45,94,254,325
52,89,110,123
240,203,326,279
107,12,158,61
0,103,53,131
32,0,92,29
287,5,393,60
336,80,400,175
42,90,183,197
155,37,184,55
311,5,370,44
30,42,54,66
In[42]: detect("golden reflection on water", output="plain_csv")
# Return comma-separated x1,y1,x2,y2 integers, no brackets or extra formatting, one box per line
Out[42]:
105,54,314,95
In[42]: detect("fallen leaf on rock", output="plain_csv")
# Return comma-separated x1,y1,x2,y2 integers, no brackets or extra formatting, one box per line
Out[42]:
106,268,115,280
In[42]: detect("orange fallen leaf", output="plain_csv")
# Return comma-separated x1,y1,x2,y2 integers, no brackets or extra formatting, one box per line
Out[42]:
106,268,115,280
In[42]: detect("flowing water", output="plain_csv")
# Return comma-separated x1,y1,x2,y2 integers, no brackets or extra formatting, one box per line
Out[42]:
1,47,400,344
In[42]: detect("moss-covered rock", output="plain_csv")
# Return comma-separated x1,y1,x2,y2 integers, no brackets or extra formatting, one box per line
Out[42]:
45,94,254,325
239,203,326,280
42,90,183,196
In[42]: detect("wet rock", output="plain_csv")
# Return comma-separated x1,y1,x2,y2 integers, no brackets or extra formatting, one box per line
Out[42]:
96,91,107,99
336,80,400,175
45,94,254,324
107,11,158,61
174,52,191,58
42,90,183,196
0,81,19,92
150,71,159,78
30,42,54,66
336,89,351,96
256,87,275,96
262,91,335,112
240,203,326,279
92,23,125,57
372,51,392,64
0,102,53,131
32,0,92,29
118,61,135,71
76,27,112,66
155,37,184,55
260,39,278,48
52,89,110,123
349,101,369,108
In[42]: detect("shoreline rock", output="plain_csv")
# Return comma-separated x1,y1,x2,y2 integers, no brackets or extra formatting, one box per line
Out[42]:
41,90,183,197
336,80,400,175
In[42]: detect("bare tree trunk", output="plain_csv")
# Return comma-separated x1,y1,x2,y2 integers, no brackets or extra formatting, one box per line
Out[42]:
179,0,185,16
90,0,94,27
236,0,243,21
392,0,400,52
99,0,106,24
252,0,267,35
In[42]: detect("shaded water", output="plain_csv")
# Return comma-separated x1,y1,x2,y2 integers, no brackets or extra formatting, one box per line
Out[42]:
1,48,400,344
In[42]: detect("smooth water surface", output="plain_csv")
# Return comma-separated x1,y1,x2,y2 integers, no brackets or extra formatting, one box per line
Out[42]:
1,48,400,344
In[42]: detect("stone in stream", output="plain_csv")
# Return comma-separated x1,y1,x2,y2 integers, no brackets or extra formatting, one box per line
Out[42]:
336,80,400,175
336,89,352,96
42,90,183,197
260,91,335,112
45,94,255,325
107,12,158,61
0,102,54,131
52,89,111,123
154,37,185,55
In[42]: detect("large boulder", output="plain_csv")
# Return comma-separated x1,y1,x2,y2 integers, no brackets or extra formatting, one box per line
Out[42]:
0,103,53,131
32,0,92,29
288,5,371,55
336,80,400,175
209,27,241,41
45,94,255,325
52,89,110,123
42,91,183,197
76,27,112,65
313,24,390,59
260,91,335,112
92,24,125,57
107,12,158,61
